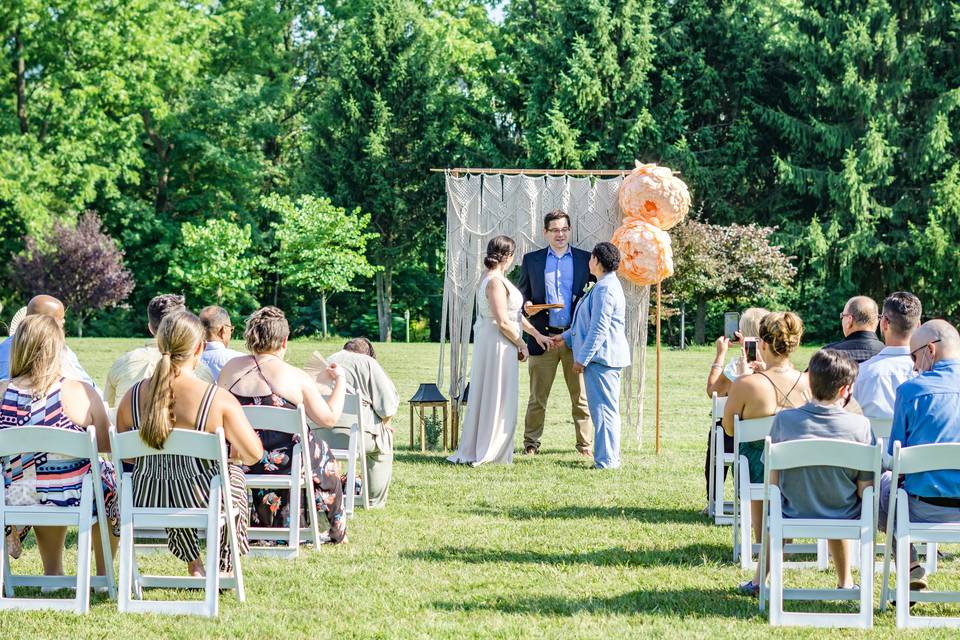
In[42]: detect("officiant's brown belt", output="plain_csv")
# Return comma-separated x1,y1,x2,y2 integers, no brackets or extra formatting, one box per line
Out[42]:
545,326,569,335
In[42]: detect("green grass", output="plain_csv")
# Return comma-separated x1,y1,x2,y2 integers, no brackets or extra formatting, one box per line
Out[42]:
4,339,960,638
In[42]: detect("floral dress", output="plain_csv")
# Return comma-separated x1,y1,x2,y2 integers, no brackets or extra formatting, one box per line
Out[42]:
1,379,120,557
228,358,346,543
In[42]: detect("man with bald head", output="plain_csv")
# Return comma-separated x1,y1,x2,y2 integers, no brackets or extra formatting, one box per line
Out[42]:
198,305,245,379
0,295,98,390
824,295,885,364
877,319,960,591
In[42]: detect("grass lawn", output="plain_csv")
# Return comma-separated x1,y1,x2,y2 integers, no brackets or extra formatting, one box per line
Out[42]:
3,338,959,638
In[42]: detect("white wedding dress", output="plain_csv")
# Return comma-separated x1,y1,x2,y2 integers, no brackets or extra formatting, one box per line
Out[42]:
447,272,522,465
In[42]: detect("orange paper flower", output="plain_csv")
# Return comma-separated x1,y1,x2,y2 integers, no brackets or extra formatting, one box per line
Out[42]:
619,162,690,230
612,219,674,286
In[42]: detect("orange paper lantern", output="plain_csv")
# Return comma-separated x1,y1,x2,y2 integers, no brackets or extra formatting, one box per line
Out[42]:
612,219,674,286
619,162,690,230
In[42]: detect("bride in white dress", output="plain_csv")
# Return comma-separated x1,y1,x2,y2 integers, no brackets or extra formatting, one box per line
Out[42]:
448,236,550,465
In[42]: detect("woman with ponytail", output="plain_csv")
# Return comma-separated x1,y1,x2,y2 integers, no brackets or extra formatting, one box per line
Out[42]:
116,311,263,576
448,235,551,465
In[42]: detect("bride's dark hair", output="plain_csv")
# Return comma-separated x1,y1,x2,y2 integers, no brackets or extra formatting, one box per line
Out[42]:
484,235,516,269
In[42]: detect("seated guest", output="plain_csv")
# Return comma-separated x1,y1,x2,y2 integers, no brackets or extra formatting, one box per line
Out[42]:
328,337,400,508
104,294,214,406
722,312,810,595
706,307,770,398
703,307,768,513
853,291,921,419
766,349,873,591
199,305,245,379
1,315,118,576
824,296,884,363
0,295,98,391
116,311,262,577
218,306,349,543
878,319,960,591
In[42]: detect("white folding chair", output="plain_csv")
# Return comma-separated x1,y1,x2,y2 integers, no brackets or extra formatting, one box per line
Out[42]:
242,405,319,557
310,394,368,517
708,393,734,525
0,426,115,613
879,442,960,628
733,415,827,569
109,426,244,618
759,436,881,628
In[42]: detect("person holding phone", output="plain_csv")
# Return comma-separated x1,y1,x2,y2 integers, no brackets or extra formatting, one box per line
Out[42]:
701,307,768,513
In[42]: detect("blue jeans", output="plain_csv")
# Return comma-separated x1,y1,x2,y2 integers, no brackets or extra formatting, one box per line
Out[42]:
583,362,622,469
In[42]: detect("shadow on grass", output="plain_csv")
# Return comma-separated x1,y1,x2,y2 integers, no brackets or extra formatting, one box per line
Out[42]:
403,542,730,567
473,505,703,524
394,451,453,465
432,587,759,619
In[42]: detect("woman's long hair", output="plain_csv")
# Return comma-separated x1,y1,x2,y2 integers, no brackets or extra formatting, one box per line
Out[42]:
10,314,64,398
140,311,205,449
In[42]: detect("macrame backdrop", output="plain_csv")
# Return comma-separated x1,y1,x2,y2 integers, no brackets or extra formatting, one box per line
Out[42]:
438,171,651,444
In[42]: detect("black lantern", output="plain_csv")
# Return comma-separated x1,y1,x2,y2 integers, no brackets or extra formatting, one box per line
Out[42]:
409,383,448,452
450,382,470,451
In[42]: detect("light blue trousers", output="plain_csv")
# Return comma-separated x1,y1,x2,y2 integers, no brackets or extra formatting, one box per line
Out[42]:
583,362,622,469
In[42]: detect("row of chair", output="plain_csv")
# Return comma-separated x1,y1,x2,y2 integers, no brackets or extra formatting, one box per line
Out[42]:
0,394,369,617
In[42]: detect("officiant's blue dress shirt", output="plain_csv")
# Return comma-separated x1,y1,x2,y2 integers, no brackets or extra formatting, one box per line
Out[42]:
889,358,960,498
544,246,573,328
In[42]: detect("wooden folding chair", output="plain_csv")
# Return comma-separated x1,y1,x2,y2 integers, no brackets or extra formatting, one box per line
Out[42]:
311,394,368,517
0,425,116,613
109,426,244,618
759,436,881,628
880,442,960,628
242,405,320,557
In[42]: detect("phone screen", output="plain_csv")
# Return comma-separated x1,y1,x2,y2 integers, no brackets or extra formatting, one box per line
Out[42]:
724,312,740,341
745,340,758,362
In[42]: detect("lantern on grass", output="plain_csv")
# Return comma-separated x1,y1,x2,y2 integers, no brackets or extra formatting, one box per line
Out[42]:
450,382,469,451
409,383,448,452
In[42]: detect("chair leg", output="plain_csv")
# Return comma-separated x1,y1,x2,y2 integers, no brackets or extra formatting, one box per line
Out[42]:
925,542,938,575
769,519,784,625
707,427,717,517
816,538,829,570
204,481,222,618
76,510,93,614
896,530,910,628
859,531,874,628
118,477,135,612
740,495,752,569
288,453,302,553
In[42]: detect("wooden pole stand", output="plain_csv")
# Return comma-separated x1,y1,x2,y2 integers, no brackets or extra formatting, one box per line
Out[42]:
655,281,662,455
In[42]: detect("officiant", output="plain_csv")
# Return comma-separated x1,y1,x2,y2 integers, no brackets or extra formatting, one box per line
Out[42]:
517,210,594,457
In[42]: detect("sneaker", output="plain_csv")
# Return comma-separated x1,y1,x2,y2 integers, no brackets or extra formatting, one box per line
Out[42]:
737,580,760,596
910,563,928,590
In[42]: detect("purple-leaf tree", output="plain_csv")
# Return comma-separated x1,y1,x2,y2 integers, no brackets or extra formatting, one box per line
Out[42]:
12,211,135,337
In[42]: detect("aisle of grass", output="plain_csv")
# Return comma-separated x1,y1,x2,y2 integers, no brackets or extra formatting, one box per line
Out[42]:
3,339,959,638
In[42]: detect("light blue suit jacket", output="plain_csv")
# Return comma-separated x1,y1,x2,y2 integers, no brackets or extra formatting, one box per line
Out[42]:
563,272,631,369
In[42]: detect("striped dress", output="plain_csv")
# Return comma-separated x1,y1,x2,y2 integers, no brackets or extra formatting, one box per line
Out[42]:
130,380,249,571
0,378,119,545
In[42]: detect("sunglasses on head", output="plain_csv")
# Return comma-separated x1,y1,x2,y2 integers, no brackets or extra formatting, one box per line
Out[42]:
910,339,942,363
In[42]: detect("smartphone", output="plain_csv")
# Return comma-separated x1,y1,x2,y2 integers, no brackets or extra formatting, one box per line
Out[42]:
745,339,758,362
724,312,740,341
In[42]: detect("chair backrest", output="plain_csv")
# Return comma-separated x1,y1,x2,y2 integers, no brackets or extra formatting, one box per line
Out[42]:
310,394,362,446
765,437,882,476
712,393,726,424
0,425,97,460
870,417,892,439
109,426,225,463
242,405,307,436
733,415,775,449
893,441,960,476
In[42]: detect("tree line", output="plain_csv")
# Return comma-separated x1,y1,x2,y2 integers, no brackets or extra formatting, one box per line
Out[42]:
1,1,957,342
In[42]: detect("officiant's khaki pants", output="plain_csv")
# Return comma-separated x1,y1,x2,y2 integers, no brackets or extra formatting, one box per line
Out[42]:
523,345,592,453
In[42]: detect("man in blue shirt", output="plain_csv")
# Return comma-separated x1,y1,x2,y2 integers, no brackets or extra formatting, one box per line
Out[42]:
199,305,246,380
878,319,960,590
0,294,99,392
517,210,593,457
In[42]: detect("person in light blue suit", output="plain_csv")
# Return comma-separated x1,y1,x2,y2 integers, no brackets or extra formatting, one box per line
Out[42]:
557,242,631,469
